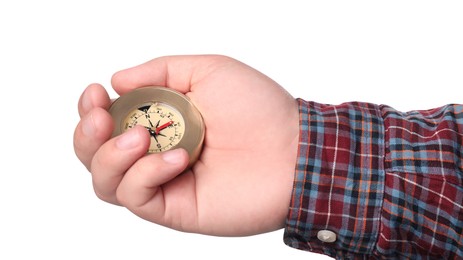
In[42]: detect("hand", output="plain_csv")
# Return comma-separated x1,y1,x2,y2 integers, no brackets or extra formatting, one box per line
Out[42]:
73,55,299,236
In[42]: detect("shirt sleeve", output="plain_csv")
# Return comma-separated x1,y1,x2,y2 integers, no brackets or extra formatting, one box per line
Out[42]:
283,98,463,259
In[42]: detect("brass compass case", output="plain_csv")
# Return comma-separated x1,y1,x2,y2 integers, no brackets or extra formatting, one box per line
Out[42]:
109,86,205,168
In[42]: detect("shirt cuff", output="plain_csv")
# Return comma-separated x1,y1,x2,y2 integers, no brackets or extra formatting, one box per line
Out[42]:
283,99,385,259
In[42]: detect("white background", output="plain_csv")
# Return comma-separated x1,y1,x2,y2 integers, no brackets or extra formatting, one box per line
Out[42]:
0,1,462,259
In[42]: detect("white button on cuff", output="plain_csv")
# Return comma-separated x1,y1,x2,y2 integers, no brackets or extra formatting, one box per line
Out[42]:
317,230,337,243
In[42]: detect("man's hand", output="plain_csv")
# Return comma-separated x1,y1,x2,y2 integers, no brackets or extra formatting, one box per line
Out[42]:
73,55,299,236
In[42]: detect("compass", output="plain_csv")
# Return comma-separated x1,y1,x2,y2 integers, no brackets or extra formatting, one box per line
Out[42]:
109,86,205,167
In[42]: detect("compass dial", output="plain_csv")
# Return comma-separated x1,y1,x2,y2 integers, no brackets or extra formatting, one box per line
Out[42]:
109,86,205,168
123,102,185,153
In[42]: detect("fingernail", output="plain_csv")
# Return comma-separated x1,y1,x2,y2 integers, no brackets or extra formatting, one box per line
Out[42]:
81,87,93,112
116,128,141,150
82,113,96,137
162,149,183,164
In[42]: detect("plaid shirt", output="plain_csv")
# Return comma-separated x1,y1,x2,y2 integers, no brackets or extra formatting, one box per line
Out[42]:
284,99,463,259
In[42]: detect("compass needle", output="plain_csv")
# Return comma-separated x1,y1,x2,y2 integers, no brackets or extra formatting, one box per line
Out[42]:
155,121,174,134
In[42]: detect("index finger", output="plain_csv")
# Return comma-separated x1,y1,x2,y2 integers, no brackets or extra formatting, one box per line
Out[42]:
110,54,236,95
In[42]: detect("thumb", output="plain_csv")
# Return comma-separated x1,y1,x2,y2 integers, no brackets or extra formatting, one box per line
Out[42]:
116,148,189,216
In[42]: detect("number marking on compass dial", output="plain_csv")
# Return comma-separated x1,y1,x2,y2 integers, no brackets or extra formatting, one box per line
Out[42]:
123,102,186,153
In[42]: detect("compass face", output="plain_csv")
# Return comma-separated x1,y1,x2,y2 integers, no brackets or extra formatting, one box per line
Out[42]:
109,86,205,168
123,102,186,153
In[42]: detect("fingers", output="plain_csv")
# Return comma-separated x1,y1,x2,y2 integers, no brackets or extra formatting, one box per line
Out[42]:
74,84,113,169
90,126,150,205
74,107,114,169
110,54,235,95
116,148,189,222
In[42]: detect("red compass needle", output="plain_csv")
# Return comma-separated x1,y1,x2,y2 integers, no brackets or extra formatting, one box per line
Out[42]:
155,121,173,134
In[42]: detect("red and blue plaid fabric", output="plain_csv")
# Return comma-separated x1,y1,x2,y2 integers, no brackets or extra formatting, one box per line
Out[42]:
284,99,463,259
